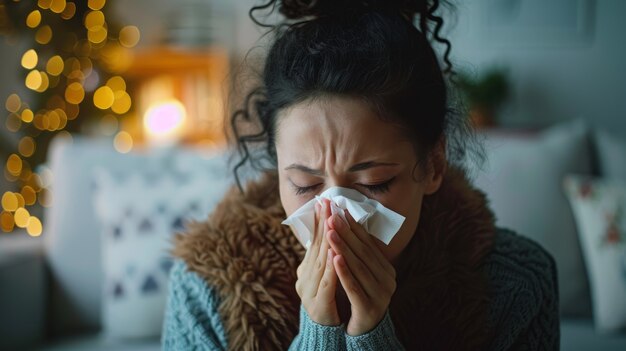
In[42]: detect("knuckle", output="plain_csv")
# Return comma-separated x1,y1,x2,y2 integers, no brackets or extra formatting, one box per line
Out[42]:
295,280,302,295
296,264,303,277
315,258,324,271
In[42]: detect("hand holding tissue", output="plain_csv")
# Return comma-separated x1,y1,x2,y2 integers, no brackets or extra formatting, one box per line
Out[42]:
281,186,406,249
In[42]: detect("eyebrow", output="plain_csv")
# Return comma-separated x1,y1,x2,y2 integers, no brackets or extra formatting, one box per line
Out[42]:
284,161,399,175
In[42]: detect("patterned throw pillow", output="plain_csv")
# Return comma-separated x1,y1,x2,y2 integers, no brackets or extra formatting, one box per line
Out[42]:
92,151,237,339
563,175,626,333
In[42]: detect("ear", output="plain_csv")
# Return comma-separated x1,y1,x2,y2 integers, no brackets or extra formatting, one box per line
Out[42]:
423,136,447,195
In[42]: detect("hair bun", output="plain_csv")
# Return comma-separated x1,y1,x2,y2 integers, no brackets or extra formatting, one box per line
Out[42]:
278,0,428,20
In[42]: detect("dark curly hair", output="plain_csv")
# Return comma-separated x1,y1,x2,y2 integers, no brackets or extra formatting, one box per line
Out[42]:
227,0,486,194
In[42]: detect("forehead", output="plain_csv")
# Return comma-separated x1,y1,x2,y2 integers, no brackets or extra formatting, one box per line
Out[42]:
276,96,405,148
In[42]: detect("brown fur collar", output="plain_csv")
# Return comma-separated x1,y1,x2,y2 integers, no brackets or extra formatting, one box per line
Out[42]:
171,164,497,350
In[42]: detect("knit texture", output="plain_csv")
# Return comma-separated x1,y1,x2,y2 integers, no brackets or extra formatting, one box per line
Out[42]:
161,228,559,350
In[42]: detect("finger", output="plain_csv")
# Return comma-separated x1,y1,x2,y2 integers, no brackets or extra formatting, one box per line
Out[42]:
333,254,367,307
328,213,390,284
298,200,325,298
327,229,377,299
316,248,338,303
344,210,396,279
307,199,326,265
310,199,332,292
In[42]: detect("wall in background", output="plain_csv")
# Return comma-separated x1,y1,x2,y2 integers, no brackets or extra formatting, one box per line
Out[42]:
446,0,626,134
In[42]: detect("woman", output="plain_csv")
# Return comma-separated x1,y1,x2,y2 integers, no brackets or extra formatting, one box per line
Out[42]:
162,0,560,350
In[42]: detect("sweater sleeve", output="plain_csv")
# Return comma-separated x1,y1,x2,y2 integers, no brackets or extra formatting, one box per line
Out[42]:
485,229,561,351
344,309,405,351
288,304,346,350
161,259,229,351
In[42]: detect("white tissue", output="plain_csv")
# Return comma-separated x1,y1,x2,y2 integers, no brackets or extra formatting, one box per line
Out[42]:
281,186,406,249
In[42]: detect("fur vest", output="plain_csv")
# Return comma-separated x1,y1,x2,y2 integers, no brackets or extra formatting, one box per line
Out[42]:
172,164,497,350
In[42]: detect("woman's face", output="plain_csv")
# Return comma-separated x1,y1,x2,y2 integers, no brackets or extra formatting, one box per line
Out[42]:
275,95,445,264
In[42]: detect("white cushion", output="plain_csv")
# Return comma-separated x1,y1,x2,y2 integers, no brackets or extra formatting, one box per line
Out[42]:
473,119,593,317
563,175,626,332
91,147,248,339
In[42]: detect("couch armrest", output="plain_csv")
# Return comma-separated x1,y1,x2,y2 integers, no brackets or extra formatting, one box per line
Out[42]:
0,232,46,350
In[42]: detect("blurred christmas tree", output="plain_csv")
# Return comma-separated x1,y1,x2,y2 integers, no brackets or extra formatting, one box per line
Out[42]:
0,0,140,235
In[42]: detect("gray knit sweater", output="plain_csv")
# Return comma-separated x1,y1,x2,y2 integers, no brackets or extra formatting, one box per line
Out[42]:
161,227,560,350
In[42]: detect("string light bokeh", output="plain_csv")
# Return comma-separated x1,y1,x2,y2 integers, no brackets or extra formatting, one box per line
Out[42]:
1,0,140,236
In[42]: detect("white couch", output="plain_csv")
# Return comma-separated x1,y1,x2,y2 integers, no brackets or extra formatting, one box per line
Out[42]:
1,119,625,350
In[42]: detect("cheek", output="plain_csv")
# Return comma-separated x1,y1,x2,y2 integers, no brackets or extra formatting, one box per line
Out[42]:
374,184,424,261
279,180,309,216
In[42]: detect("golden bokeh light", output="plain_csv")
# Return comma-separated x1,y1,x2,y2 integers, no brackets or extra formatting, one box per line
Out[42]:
21,49,38,70
111,90,131,114
119,26,140,48
26,10,42,28
114,131,133,153
106,76,126,92
6,114,22,132
55,108,68,129
35,71,50,93
14,207,30,228
99,41,132,72
88,0,106,11
67,69,85,81
88,25,108,44
78,57,93,76
33,113,44,130
27,216,43,236
46,55,64,76
38,188,51,207
35,25,53,44
41,111,50,130
65,82,85,104
66,103,79,120
0,211,14,232
6,113,22,132
47,110,60,130
50,0,66,14
25,70,42,90
14,193,25,208
5,94,21,113
21,109,34,123
18,166,32,182
4,170,18,183
61,2,76,19
28,173,43,190
1,192,18,212
18,137,36,157
94,86,115,109
38,0,52,9
84,11,105,30
21,186,37,206
63,57,80,75
7,154,23,177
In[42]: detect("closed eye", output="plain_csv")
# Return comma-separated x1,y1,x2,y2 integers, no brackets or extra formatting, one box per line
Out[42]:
291,177,396,196
358,177,395,194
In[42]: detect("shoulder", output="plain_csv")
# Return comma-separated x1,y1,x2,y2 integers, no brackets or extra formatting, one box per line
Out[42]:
484,227,559,307
163,258,228,349
485,227,558,284
483,227,560,348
